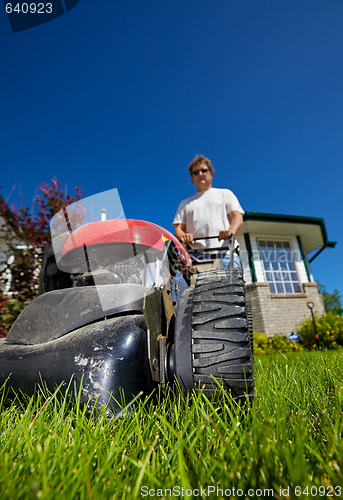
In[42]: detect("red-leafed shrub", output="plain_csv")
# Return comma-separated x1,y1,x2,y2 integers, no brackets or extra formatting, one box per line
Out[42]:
0,178,83,336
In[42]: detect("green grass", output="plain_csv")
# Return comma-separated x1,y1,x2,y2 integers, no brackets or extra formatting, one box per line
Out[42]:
0,350,342,499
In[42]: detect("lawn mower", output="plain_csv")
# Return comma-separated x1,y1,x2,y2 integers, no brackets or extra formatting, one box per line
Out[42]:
0,189,254,413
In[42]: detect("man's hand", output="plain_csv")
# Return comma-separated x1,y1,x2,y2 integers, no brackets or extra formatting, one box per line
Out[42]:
174,224,194,244
218,229,234,241
180,233,195,244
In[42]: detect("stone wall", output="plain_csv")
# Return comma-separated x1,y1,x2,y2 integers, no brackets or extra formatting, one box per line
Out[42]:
246,282,325,336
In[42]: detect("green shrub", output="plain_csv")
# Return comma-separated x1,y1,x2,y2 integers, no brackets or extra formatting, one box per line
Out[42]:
253,332,303,355
297,311,343,350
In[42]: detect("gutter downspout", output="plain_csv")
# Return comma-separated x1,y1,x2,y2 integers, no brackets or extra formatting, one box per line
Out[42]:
309,241,336,263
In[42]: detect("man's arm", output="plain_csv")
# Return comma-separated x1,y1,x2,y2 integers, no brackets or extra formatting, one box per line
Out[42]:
174,223,195,244
218,211,244,241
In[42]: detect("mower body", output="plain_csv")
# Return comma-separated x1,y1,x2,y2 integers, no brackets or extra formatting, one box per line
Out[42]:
0,189,254,412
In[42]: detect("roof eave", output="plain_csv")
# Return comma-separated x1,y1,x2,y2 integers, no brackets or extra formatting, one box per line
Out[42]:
243,211,336,255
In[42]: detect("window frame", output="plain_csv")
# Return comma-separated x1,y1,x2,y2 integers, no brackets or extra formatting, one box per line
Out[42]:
257,238,302,294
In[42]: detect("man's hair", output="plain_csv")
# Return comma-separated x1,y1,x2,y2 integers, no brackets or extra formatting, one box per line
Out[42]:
188,155,215,176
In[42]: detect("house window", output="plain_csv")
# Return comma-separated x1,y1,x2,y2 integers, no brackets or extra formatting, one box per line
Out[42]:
258,239,301,294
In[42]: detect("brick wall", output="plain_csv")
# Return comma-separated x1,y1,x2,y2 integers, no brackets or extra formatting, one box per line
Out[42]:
246,281,325,336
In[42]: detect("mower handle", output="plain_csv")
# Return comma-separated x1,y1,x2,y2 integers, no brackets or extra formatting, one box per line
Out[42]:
192,235,234,241
191,234,235,247
193,235,217,241
188,235,235,271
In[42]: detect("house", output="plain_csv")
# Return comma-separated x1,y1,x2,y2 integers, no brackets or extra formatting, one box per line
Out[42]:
237,212,336,336
0,195,23,294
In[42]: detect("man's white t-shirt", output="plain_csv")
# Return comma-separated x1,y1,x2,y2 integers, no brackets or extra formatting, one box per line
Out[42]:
172,187,244,250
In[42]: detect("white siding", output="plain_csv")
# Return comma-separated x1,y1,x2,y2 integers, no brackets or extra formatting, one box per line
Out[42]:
250,234,265,282
237,236,252,285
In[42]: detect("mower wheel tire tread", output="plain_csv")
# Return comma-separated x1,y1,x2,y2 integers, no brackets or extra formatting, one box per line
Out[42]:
246,303,254,357
191,270,254,402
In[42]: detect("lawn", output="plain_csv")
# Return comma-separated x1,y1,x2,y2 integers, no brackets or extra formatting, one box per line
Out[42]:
0,350,342,499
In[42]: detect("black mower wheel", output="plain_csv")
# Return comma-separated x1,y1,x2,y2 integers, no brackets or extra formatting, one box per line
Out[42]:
172,269,254,403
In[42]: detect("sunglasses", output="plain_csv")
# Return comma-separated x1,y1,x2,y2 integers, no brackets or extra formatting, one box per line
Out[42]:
192,168,209,176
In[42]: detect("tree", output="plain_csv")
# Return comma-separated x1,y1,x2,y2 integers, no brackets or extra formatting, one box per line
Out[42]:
317,282,342,314
0,178,83,336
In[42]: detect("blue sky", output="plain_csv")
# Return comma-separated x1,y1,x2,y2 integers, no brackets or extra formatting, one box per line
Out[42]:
0,0,342,298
